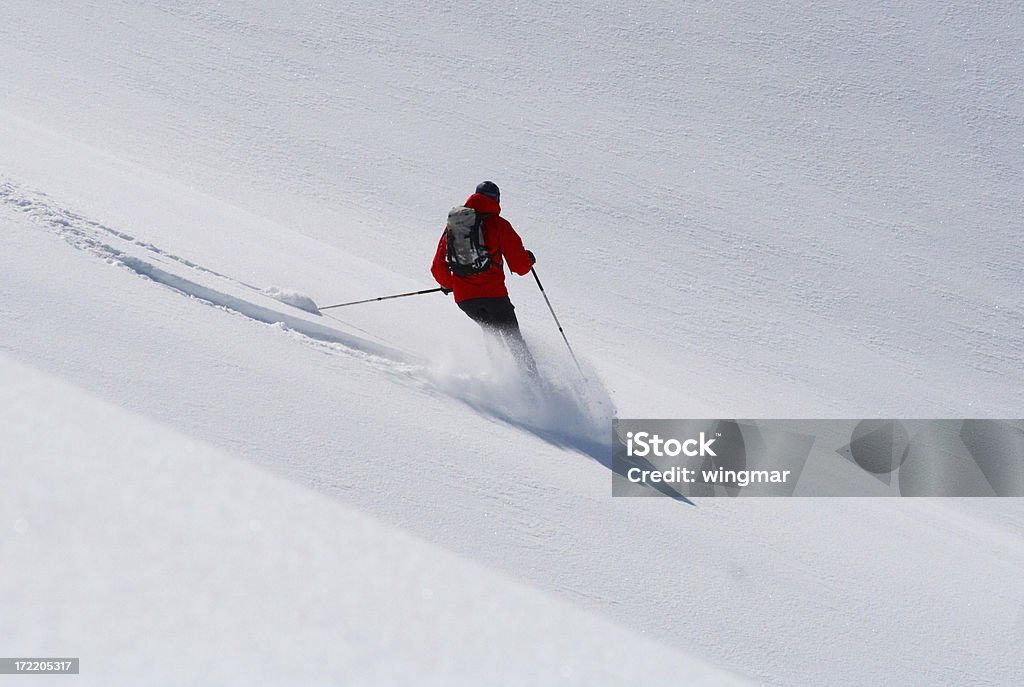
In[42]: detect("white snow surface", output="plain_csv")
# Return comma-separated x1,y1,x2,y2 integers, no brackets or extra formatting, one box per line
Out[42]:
1,1,1022,685
1,352,737,686
262,286,321,315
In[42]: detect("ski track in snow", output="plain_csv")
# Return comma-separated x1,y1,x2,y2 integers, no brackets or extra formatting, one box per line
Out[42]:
0,178,614,459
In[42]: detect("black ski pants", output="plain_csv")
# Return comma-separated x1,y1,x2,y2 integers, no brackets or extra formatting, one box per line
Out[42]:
457,296,537,374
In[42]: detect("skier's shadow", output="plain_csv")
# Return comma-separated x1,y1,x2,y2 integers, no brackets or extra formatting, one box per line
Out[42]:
477,400,695,506
607,450,696,504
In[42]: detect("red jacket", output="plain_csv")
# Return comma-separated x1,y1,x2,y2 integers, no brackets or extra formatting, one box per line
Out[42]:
431,193,532,303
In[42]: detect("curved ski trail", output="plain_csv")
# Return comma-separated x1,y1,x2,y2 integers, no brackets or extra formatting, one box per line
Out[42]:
1,179,614,458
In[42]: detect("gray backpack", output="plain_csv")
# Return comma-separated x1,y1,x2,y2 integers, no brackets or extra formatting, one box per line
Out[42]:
445,206,495,276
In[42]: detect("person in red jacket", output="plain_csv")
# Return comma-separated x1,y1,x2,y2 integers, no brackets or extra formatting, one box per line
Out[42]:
431,181,538,374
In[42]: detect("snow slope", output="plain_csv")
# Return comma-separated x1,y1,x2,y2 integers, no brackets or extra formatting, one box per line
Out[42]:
1,351,745,686
2,1,1023,685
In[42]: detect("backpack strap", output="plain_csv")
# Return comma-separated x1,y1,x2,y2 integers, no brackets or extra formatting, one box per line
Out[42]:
475,213,502,266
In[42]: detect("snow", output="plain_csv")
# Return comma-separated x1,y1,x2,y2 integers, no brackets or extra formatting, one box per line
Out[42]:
1,1,1022,685
0,352,738,686
261,287,321,315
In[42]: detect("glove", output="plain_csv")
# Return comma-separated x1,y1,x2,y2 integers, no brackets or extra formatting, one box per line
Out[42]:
526,250,536,265
440,287,452,295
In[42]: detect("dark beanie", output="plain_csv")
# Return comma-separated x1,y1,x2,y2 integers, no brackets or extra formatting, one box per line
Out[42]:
475,180,500,202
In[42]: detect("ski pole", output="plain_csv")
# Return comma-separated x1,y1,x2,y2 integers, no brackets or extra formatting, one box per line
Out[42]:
319,287,445,311
531,268,586,378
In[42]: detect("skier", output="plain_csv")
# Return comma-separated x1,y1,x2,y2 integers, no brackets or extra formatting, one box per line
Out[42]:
431,181,538,374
